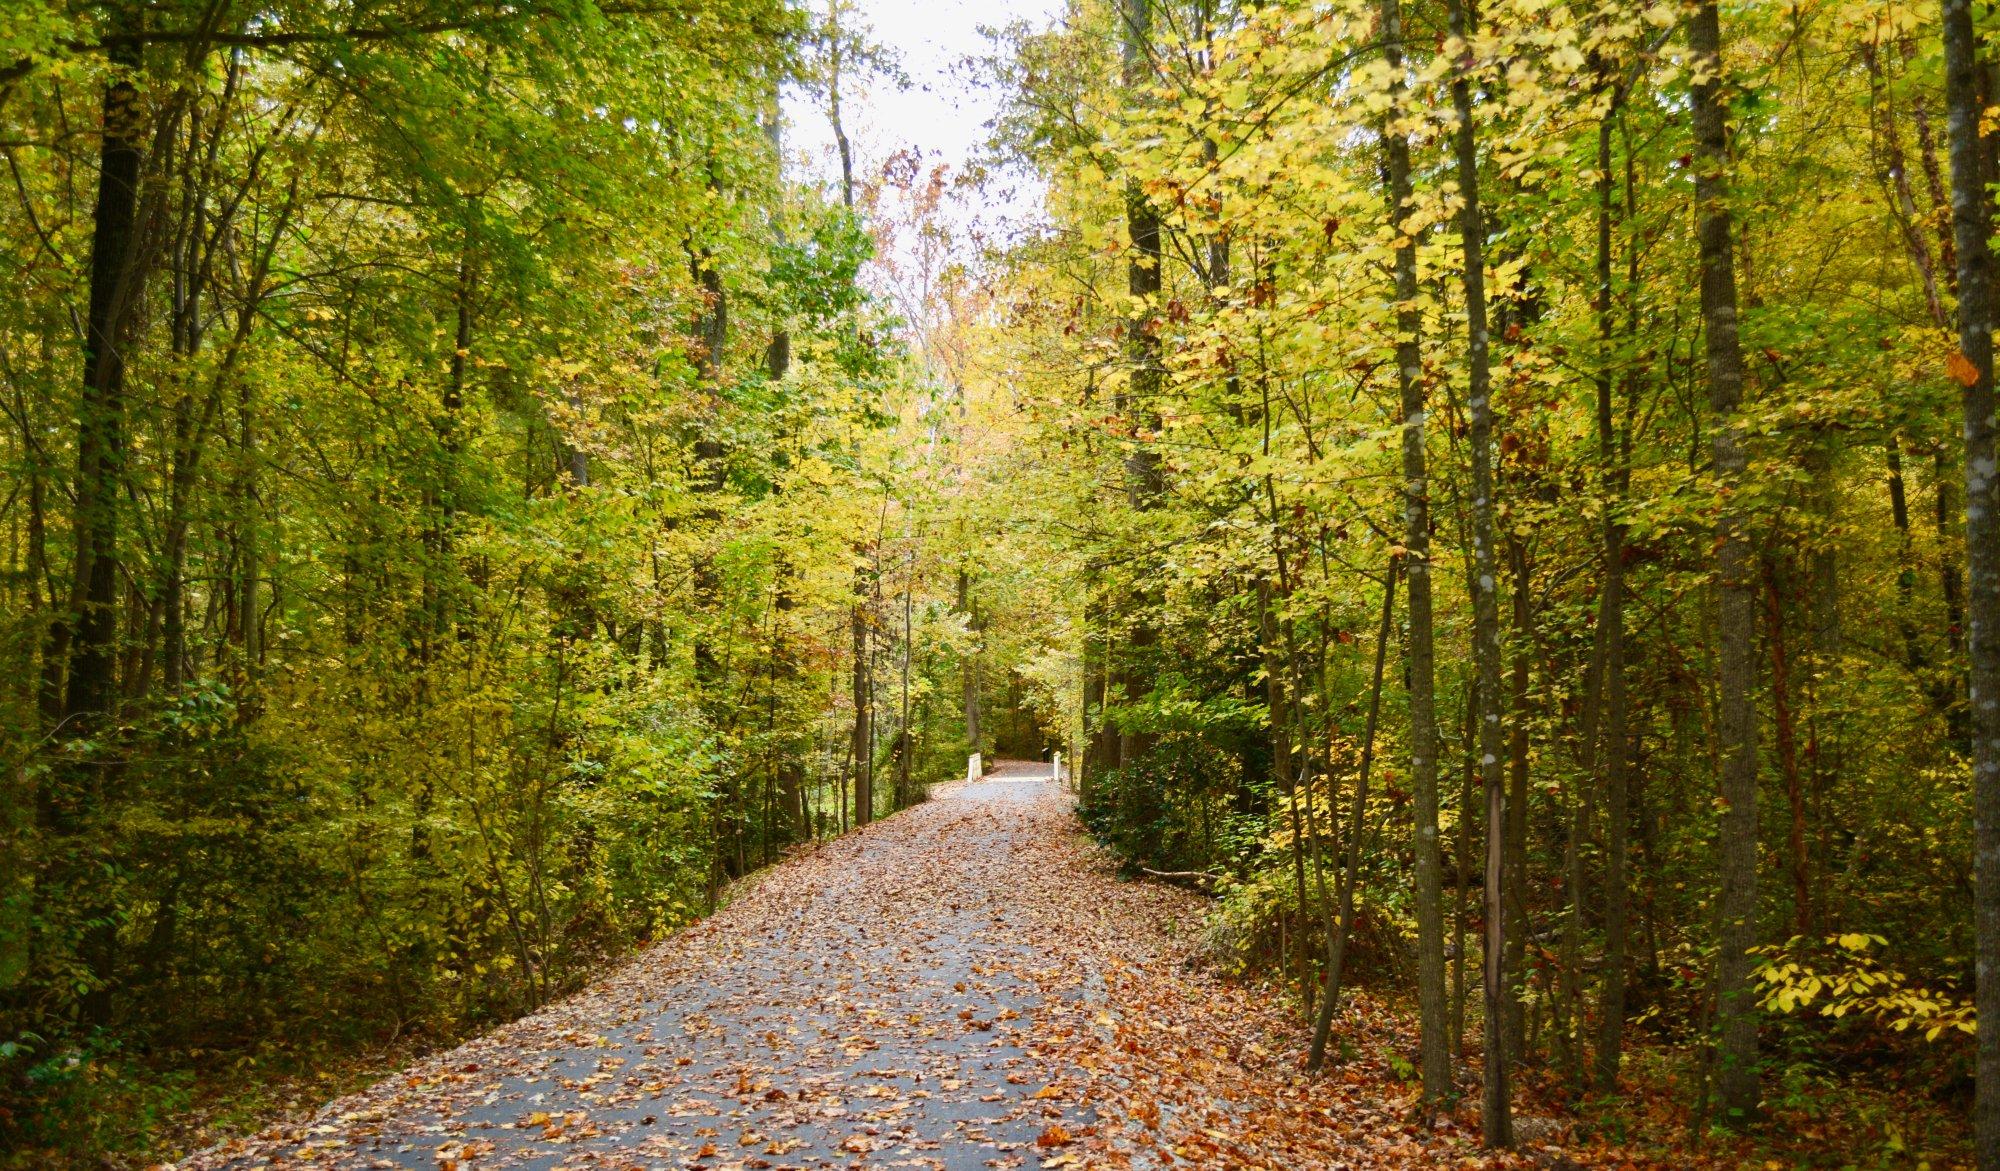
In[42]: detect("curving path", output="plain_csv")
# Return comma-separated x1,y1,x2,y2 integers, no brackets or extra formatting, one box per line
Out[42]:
183,760,1134,1171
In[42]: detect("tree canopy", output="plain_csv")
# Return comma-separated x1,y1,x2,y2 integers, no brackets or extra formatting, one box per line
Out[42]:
4,0,2000,1165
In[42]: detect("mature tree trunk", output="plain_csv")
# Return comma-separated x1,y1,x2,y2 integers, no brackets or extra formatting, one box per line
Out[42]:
1119,0,1163,514
1445,0,1508,1139
1380,0,1449,1106
1942,2,2000,1161
62,40,146,735
1690,0,1762,1126
1116,0,1163,768
45,35,149,1026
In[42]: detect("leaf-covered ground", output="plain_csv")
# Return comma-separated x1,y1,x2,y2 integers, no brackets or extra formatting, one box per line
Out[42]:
172,762,1528,1170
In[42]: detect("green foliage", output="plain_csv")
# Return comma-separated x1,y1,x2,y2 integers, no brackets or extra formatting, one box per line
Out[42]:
970,0,1983,1150
1754,935,1977,1044
0,2,986,1164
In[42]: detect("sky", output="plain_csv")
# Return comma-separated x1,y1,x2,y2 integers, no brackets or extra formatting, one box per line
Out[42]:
779,0,1068,285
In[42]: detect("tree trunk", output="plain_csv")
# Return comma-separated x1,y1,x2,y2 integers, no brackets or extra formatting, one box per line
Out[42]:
50,36,147,1027
1888,436,1930,674
1117,0,1162,767
1381,0,1449,1106
1503,535,1531,1061
851,582,872,826
1262,577,1311,1011
1691,0,1763,1126
1592,92,1633,1095
1941,1,2000,1161
960,569,981,753
899,550,913,808
1308,559,1396,1071
63,40,146,734
1444,0,1507,1138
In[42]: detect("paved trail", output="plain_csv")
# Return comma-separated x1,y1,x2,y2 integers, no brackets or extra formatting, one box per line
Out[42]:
182,762,1450,1170
185,761,1138,1170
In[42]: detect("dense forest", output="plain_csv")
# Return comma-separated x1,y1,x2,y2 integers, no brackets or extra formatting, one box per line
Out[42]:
4,0,2000,1166
0,0,1017,1159
966,0,1998,1160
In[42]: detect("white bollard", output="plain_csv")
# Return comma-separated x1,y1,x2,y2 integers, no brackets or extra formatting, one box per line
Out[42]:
1051,751,1063,783
967,752,982,783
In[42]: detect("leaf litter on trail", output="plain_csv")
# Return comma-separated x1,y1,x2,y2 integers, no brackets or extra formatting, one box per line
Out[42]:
170,760,1601,1171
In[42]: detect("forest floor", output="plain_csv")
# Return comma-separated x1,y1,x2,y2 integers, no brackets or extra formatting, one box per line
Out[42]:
168,761,1926,1171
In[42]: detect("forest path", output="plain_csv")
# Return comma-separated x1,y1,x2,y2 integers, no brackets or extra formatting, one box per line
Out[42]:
183,762,1134,1170
181,761,1439,1170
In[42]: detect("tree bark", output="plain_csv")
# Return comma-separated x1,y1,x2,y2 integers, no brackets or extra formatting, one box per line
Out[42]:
62,39,146,734
959,569,981,753
1941,1,2000,1161
1444,0,1507,1139
1116,0,1162,768
47,34,148,1027
1591,91,1633,1095
1380,0,1449,1106
1690,0,1763,1126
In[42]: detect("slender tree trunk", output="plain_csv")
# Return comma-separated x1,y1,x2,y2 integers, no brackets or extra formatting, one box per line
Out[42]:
1691,0,1762,1126
1453,680,1477,1061
1942,2,2000,1161
1503,533,1531,1061
1888,436,1930,674
1262,576,1311,1011
1308,560,1396,1071
1592,91,1633,1095
1084,583,1111,790
960,569,981,753
852,579,872,825
823,4,871,826
1381,0,1449,1105
237,365,261,676
1446,0,1508,1137
899,549,913,807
